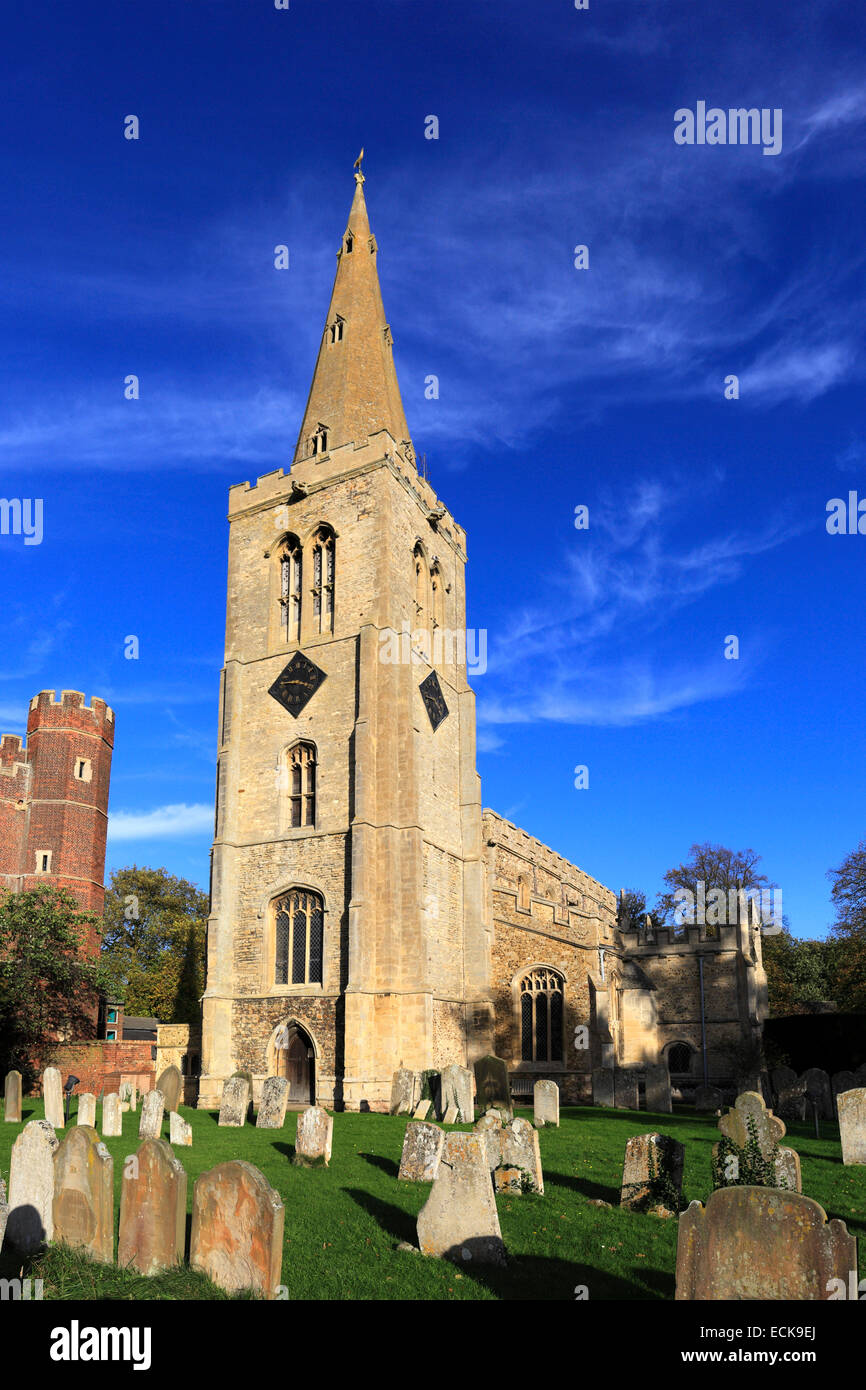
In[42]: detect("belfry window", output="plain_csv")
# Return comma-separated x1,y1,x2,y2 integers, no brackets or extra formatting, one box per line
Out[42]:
345,233,353,254
328,316,344,344
311,425,329,456
287,742,316,828
280,535,303,642
520,968,564,1063
311,526,335,634
274,888,324,986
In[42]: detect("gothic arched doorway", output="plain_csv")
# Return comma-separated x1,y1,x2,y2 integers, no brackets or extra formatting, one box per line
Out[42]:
274,1022,316,1105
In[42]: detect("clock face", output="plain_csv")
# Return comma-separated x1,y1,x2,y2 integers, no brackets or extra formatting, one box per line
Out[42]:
419,670,449,731
268,652,326,717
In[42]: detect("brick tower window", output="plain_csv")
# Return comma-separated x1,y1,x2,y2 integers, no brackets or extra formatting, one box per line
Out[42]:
274,889,324,986
35,850,52,874
74,757,92,782
279,534,303,642
287,742,316,828
311,526,335,635
520,968,564,1063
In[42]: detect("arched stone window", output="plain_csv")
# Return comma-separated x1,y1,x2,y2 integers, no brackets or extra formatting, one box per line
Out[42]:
274,889,324,986
668,1042,693,1074
286,742,316,828
311,526,335,634
328,315,344,344
311,424,329,456
279,534,303,642
520,967,564,1063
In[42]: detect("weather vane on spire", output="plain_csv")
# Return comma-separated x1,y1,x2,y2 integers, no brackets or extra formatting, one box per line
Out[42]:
354,147,365,181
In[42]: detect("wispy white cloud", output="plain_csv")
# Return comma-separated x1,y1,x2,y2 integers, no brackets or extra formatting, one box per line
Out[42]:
108,803,213,841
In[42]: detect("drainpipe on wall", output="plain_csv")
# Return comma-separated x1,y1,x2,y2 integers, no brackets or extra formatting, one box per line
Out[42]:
698,955,709,1086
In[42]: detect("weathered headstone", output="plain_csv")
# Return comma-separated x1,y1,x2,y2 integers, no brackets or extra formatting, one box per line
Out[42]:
645,1063,672,1114
675,1187,856,1300
614,1070,639,1111
694,1084,723,1113
139,1089,165,1141
119,1081,137,1111
771,1065,797,1096
232,1071,255,1121
42,1066,64,1128
256,1075,290,1130
533,1079,559,1128
714,1091,802,1192
838,1088,866,1166
775,1146,802,1191
398,1121,445,1182
440,1063,473,1123
76,1093,96,1128
474,1109,503,1170
293,1105,333,1166
4,1069,22,1123
776,1082,806,1122
190,1161,284,1299
499,1116,543,1193
592,1068,614,1108
102,1093,122,1138
156,1065,183,1113
169,1111,192,1146
801,1067,833,1121
52,1126,114,1263
473,1055,512,1121
417,1132,506,1265
120,1102,130,1114
218,1075,250,1128
6,1120,59,1251
620,1133,684,1211
413,1099,431,1120
118,1138,187,1275
443,1103,459,1124
389,1067,418,1116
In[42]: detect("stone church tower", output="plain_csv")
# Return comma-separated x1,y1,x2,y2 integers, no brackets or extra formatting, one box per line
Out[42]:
200,168,493,1111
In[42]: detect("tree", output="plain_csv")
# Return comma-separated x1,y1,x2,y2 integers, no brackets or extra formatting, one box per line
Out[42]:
617,889,663,933
0,886,112,1086
827,842,866,1011
655,842,773,936
762,927,837,1015
101,866,207,1026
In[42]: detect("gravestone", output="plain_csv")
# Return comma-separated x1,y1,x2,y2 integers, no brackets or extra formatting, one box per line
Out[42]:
232,1071,255,1121
533,1079,559,1128
256,1076,290,1130
138,1089,165,1141
801,1068,833,1122
775,1146,802,1191
419,1070,443,1119
592,1068,614,1108
218,1075,250,1128
389,1068,418,1116
102,1093,122,1138
76,1093,96,1128
443,1103,459,1124
714,1091,801,1192
398,1122,445,1182
620,1133,684,1211
118,1138,187,1275
156,1065,183,1113
499,1117,544,1193
190,1161,284,1299
694,1084,723,1113
474,1110,503,1170
413,1099,431,1120
6,1119,59,1251
42,1066,64,1128
440,1063,473,1123
771,1065,797,1096
675,1187,856,1300
416,1132,506,1265
169,1111,192,1146
775,1082,806,1122
645,1063,672,1114
52,1126,114,1263
293,1105,333,1166
838,1088,866,1165
119,1081,137,1111
473,1056,512,1121
4,1069,22,1122
614,1070,639,1111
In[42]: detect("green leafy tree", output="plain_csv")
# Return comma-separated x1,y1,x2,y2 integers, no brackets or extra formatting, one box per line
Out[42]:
827,842,866,1011
618,889,663,933
655,843,773,937
0,886,112,1087
101,866,207,1025
762,928,837,1015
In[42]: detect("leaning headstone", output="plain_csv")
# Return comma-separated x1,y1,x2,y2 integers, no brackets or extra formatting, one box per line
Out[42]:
620,1133,684,1211
4,1069,22,1122
156,1065,183,1113
443,1103,459,1125
474,1110,503,1171
838,1088,866,1166
190,1161,284,1299
139,1089,165,1141
256,1076,290,1130
52,1126,114,1263
6,1119,59,1251
417,1132,506,1265
592,1068,614,1108
293,1105,333,1166
499,1116,544,1193
801,1068,834,1121
614,1070,639,1111
533,1079,559,1128
675,1187,856,1300
76,1093,96,1128
473,1055,512,1121
398,1122,445,1182
118,1138,187,1275
218,1075,250,1128
413,1099,431,1120
102,1093,122,1138
169,1111,192,1147
440,1063,473,1122
645,1063,672,1114
389,1068,417,1116
694,1084,723,1113
42,1066,64,1128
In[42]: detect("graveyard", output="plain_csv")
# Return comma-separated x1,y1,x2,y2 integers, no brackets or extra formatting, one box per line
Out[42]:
1,1090,864,1301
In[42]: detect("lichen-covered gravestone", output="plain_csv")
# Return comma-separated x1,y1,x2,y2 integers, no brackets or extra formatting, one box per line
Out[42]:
533,1079,559,1128
838,1088,866,1166
801,1067,834,1121
52,1126,114,1263
614,1070,639,1111
4,1069,22,1123
218,1075,250,1128
473,1055,512,1122
42,1066,64,1128
675,1187,856,1299
592,1068,614,1108
497,1117,544,1194
620,1133,684,1211
398,1122,444,1181
694,1084,723,1113
76,1093,96,1128
190,1161,284,1299
138,1089,165,1141
389,1067,419,1116
6,1119,59,1251
440,1063,473,1122
474,1110,503,1170
714,1091,801,1192
118,1138,187,1275
102,1093,122,1138
256,1075,290,1130
645,1064,672,1114
412,1099,431,1120
169,1111,192,1146
232,1071,255,1121
443,1104,459,1124
293,1105,333,1166
156,1065,183,1113
417,1133,506,1265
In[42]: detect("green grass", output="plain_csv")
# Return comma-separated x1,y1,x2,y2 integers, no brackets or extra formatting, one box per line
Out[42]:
1,1097,864,1300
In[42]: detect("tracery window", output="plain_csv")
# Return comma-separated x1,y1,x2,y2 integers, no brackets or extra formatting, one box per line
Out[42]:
311,526,335,634
286,742,316,828
280,534,303,641
520,968,564,1063
274,889,324,986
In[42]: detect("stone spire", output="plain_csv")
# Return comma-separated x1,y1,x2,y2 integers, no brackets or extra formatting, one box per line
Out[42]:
293,164,412,464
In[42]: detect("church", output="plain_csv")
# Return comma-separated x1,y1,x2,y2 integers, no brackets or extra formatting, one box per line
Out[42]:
197,165,768,1113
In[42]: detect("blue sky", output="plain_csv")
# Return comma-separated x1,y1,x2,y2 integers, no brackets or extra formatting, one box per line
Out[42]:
1,1,864,936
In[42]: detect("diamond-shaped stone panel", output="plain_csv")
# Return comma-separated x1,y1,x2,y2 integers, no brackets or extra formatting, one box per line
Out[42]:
419,670,449,731
268,652,327,718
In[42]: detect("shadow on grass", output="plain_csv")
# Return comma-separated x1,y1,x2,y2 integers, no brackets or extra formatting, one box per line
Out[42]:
545,1170,619,1203
453,1252,656,1302
343,1188,417,1245
272,1142,297,1161
359,1152,399,1178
